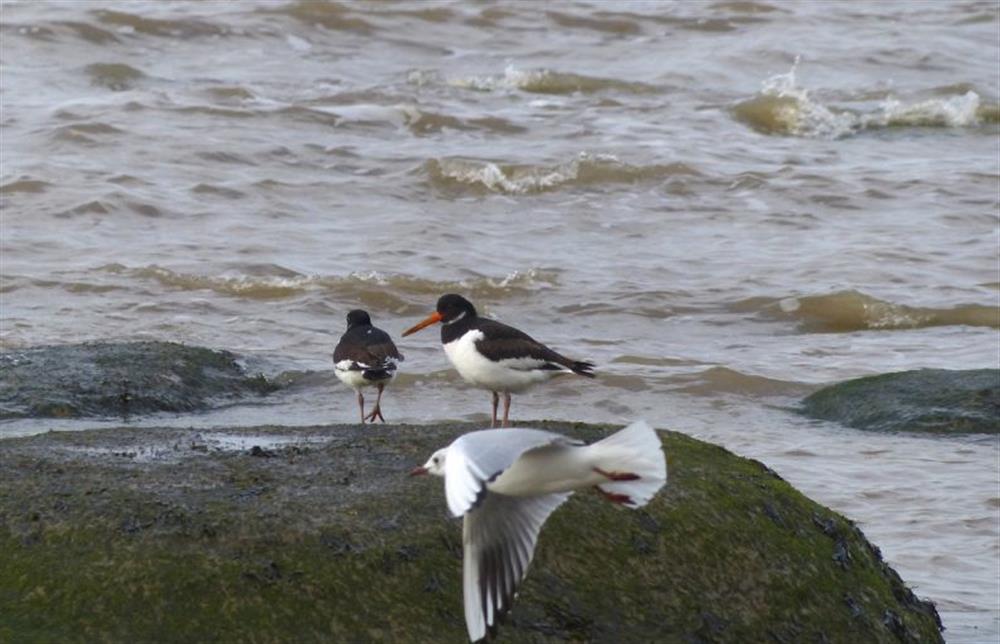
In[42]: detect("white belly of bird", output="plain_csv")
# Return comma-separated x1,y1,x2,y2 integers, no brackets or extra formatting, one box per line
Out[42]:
334,360,394,390
443,330,560,393
488,443,603,496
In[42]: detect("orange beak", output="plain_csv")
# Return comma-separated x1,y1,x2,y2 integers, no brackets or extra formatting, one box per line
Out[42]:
409,466,428,477
402,311,443,337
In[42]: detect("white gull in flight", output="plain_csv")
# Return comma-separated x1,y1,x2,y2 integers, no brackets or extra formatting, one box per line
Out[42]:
410,420,668,642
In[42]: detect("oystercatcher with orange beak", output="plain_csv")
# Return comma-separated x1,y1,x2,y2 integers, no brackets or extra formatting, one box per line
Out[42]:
402,294,595,427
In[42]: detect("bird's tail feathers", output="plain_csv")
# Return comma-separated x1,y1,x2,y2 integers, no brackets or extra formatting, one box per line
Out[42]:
362,368,391,381
362,359,398,382
590,420,667,508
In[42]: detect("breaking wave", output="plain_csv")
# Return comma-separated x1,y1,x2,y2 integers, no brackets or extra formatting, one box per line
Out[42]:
257,0,375,34
84,62,146,91
668,366,815,398
97,264,559,303
732,61,998,139
279,103,525,135
746,290,998,332
92,9,230,38
446,64,658,95
0,178,52,194
424,153,700,195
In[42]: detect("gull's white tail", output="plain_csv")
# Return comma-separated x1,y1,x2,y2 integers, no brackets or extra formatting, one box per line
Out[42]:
589,420,667,507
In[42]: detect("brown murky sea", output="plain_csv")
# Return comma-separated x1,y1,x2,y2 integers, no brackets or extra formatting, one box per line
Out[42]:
1,1,998,640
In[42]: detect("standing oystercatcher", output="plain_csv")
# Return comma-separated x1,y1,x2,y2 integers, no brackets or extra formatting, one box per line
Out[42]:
333,309,403,423
402,294,595,427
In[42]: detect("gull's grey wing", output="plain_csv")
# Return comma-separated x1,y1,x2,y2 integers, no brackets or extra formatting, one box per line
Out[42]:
462,491,572,643
445,428,582,518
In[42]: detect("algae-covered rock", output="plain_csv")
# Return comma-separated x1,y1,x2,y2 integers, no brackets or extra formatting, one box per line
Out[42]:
0,341,281,419
801,368,999,434
0,421,942,643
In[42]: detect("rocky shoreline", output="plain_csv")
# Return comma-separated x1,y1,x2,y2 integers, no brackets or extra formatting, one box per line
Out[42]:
0,341,284,420
800,368,998,434
3,342,995,437
1,420,943,643
5,341,988,641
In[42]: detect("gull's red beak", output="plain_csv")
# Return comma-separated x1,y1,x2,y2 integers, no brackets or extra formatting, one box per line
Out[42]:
402,311,443,337
409,466,428,477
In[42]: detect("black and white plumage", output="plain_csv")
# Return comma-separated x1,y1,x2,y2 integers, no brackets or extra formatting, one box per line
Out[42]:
332,309,403,423
410,420,667,643
402,294,595,427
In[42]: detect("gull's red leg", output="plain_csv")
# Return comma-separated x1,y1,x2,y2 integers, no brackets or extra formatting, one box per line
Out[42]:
594,467,640,481
593,486,634,505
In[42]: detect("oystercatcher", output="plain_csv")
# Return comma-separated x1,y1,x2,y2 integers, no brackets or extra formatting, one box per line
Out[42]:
402,294,595,427
333,309,403,423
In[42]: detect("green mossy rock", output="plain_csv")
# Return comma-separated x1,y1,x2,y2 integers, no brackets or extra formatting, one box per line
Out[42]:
801,369,999,434
0,422,942,643
0,341,281,419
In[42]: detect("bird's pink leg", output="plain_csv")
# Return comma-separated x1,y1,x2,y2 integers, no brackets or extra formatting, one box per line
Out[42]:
501,392,512,428
490,391,499,428
356,390,365,424
364,383,386,423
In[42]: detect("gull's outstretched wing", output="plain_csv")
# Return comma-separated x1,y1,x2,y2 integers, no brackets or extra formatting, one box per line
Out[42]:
462,491,572,643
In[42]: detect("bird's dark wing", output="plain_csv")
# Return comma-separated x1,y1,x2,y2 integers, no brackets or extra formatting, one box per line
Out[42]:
333,326,402,368
473,319,582,372
363,326,403,362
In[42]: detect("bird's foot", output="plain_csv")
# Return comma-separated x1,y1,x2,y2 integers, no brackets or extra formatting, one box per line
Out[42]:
593,467,640,481
593,486,635,506
364,405,385,423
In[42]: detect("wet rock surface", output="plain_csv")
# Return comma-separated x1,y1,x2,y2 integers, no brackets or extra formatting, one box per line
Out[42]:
800,368,999,434
0,421,942,643
0,341,282,419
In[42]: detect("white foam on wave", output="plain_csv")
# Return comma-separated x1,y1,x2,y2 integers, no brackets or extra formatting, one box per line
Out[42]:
875,91,982,128
103,264,558,301
350,268,555,291
448,64,535,92
756,59,858,139
445,63,654,95
746,58,988,139
433,152,626,194
309,103,422,127
492,268,554,289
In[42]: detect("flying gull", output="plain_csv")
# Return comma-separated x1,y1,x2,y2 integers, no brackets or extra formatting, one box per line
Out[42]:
410,420,667,641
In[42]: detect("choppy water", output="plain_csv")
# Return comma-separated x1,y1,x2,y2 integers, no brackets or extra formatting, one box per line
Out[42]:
1,1,998,640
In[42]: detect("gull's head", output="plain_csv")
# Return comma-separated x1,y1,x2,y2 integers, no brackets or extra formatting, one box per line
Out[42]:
410,447,448,477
